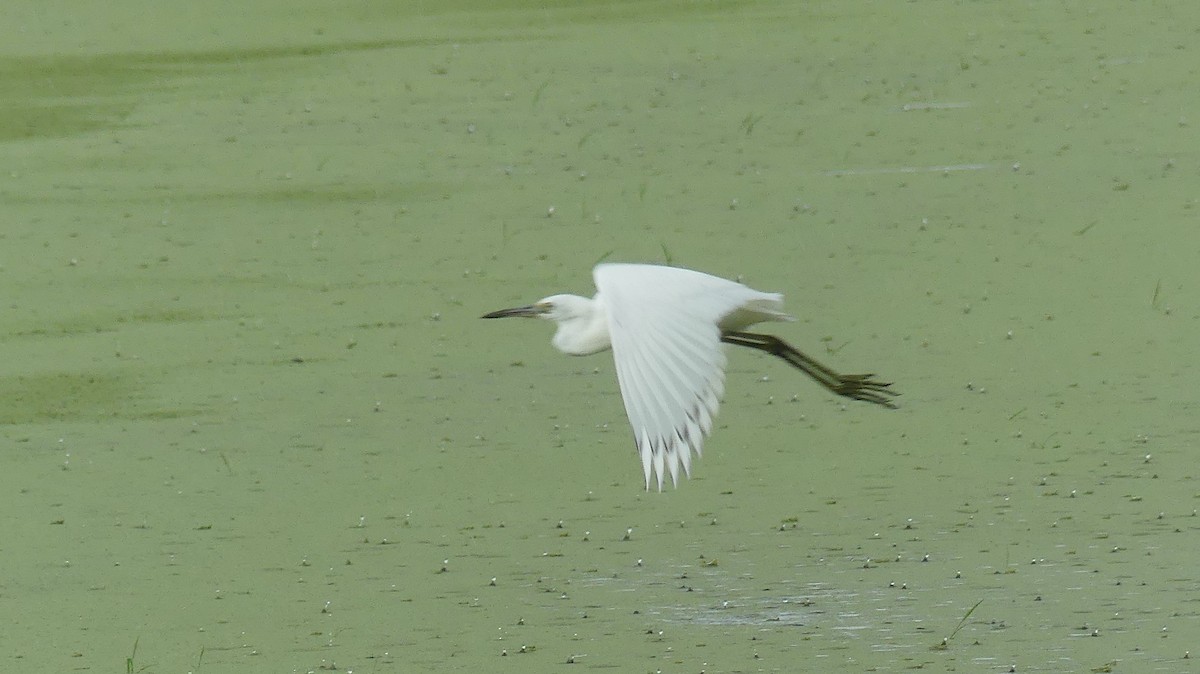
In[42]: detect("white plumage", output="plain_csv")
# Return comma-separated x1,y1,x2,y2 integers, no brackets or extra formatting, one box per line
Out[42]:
596,264,790,489
483,263,895,491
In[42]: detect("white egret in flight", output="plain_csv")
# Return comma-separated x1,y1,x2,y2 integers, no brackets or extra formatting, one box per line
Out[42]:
483,263,897,490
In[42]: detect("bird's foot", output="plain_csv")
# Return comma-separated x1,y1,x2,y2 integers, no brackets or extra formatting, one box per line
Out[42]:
834,375,898,409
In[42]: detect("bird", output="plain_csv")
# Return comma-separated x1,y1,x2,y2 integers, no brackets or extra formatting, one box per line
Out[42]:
482,263,897,490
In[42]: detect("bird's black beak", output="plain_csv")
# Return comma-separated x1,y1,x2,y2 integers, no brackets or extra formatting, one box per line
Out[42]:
481,305,545,319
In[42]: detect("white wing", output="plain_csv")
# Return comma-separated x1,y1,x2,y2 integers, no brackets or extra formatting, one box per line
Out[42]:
593,264,791,490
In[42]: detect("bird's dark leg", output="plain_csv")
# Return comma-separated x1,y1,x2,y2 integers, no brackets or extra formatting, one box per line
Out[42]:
721,331,898,409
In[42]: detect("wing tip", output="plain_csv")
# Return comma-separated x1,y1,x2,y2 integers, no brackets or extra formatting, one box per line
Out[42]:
638,432,704,493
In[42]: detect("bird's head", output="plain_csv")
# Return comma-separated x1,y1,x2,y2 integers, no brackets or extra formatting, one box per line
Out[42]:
481,294,586,323
483,294,609,356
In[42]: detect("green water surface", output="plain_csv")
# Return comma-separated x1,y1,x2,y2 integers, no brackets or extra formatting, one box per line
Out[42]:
2,1,1197,672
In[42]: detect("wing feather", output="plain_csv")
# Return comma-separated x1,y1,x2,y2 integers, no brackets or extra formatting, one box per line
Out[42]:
594,263,789,490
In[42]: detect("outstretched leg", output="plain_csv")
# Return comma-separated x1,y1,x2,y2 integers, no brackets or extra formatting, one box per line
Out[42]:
721,331,898,408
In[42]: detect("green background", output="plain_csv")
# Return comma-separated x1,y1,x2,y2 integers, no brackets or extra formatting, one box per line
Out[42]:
2,1,1197,672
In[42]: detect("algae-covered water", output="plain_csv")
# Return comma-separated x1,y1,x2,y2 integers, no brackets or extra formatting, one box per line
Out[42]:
2,1,1197,672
